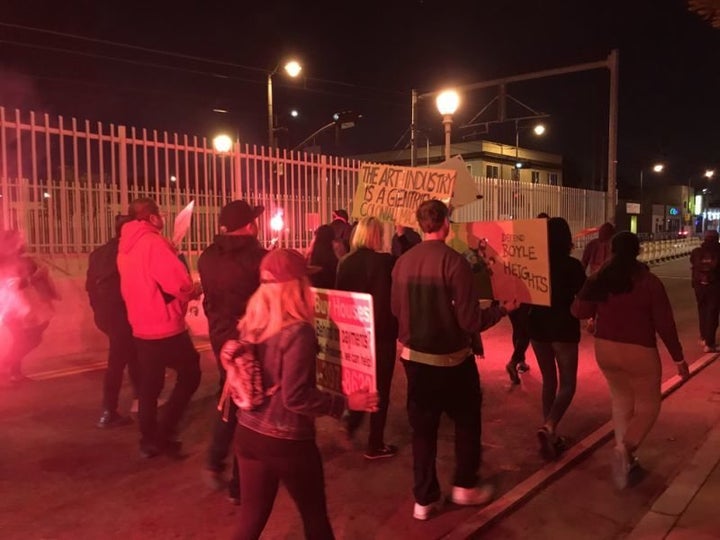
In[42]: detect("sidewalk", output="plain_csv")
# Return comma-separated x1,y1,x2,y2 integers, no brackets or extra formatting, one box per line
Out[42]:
457,353,720,540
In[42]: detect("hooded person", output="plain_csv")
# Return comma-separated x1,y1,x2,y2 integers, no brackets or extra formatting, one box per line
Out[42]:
582,222,616,275
198,199,267,501
117,197,202,458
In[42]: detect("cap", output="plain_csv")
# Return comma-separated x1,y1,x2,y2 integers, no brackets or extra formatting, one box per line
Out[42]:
219,200,264,232
260,249,320,284
332,209,349,222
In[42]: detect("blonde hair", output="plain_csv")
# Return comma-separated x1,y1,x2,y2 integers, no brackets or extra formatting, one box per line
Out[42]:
239,277,314,343
351,216,383,252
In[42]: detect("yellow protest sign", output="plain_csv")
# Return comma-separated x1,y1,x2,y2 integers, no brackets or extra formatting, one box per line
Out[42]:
449,218,551,306
351,163,456,228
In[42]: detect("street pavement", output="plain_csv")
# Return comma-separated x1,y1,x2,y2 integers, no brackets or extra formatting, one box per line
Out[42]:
1,257,718,539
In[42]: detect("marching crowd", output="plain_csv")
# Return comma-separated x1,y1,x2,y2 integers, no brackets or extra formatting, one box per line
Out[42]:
1,196,708,539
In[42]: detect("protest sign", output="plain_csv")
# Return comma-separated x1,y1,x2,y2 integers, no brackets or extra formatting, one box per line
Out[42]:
433,155,480,209
351,163,456,228
449,218,550,306
311,287,376,396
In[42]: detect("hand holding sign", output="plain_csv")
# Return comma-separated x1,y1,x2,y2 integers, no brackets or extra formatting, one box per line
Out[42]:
347,388,379,412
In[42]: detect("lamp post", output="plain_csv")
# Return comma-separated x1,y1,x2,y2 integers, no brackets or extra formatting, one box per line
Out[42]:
267,60,302,149
513,120,546,180
436,90,460,160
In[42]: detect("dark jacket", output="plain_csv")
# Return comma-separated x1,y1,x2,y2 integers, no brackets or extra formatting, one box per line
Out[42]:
336,248,398,343
690,241,720,287
391,239,504,358
329,219,352,254
237,322,346,440
86,237,131,334
391,228,422,257
198,235,267,354
528,255,586,343
572,264,683,361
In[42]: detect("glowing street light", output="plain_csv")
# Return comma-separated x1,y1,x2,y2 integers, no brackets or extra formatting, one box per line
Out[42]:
268,59,303,149
290,109,299,118
653,163,664,173
533,123,546,136
436,89,460,160
640,163,664,203
213,134,233,153
705,169,715,179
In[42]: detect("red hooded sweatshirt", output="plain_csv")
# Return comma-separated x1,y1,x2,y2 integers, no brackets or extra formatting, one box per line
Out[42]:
117,220,194,339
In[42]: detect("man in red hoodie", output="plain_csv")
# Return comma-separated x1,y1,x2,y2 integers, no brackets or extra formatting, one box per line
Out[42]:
117,198,202,458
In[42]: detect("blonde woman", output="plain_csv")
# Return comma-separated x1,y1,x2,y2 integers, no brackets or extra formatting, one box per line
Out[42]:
232,248,377,540
336,216,399,459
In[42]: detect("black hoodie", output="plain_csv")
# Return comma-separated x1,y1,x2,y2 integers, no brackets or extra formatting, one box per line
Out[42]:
198,234,267,354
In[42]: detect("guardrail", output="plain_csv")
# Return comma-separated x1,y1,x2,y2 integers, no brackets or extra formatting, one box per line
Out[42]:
638,236,699,265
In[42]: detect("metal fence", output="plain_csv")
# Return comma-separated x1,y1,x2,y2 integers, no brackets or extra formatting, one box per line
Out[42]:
0,106,607,264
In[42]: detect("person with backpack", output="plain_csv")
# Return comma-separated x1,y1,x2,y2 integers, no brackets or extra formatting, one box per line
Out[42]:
226,248,377,540
86,215,141,428
198,200,267,502
690,229,720,352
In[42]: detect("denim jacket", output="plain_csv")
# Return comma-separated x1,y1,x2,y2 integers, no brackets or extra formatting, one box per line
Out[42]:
237,321,347,440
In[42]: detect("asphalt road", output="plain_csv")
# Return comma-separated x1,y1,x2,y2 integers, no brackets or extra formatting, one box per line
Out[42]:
0,257,705,540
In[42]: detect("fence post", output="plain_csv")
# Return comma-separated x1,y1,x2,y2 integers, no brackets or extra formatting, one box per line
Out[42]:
118,125,129,211
232,140,242,198
319,155,329,222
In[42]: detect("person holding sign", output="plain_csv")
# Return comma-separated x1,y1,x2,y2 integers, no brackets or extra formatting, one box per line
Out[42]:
232,249,378,540
336,216,399,460
391,200,511,521
527,217,586,460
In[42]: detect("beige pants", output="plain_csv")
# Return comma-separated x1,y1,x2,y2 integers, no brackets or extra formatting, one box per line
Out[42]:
594,338,662,452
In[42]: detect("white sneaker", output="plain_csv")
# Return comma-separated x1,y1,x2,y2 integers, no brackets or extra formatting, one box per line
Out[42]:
450,483,495,506
412,497,444,520
612,445,630,490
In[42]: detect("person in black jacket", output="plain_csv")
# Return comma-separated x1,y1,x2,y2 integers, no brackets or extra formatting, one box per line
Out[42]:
391,225,422,257
86,215,140,428
527,217,586,460
308,225,338,289
690,229,720,352
329,209,353,257
198,200,267,502
336,216,399,459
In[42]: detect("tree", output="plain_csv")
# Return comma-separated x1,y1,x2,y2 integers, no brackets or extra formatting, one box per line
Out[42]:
688,0,720,28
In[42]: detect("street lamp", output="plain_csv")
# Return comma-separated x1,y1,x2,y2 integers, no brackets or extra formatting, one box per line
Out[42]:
514,121,546,180
436,90,460,160
639,163,664,203
705,169,715,179
267,60,303,149
213,134,233,153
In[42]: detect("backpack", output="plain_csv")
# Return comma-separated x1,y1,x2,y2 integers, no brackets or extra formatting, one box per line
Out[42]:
85,239,126,332
695,248,719,285
218,338,279,418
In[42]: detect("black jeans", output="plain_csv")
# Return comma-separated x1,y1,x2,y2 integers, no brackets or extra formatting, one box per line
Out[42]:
508,304,531,366
530,340,578,429
694,283,720,347
233,425,334,540
402,356,482,505
207,345,240,498
102,324,140,412
346,338,396,450
134,331,201,446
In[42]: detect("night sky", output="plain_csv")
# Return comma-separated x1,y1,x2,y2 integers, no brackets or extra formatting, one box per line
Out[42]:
1,0,719,194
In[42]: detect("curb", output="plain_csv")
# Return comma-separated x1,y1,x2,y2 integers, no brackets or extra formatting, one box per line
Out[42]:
625,420,720,539
442,352,719,540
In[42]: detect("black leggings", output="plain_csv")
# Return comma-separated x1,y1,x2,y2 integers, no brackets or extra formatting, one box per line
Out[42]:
233,425,334,540
530,340,578,430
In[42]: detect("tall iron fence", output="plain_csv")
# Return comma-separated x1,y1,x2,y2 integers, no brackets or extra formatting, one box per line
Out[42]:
0,107,606,263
